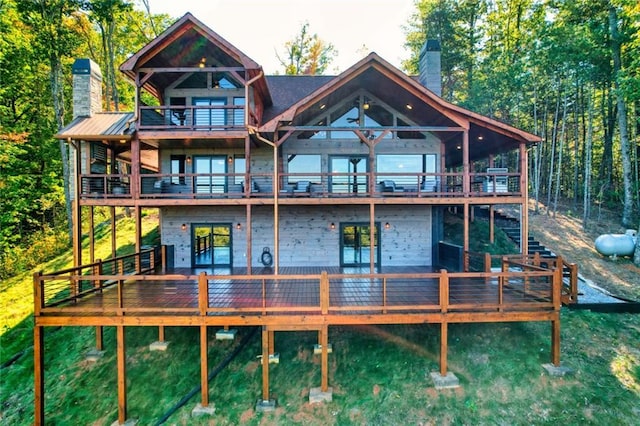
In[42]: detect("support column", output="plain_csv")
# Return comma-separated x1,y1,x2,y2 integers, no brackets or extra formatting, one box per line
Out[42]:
111,206,117,258
116,326,127,425
89,206,95,263
246,204,252,271
273,144,279,274
440,322,448,376
462,130,470,194
134,206,142,255
520,143,529,256
309,325,333,403
370,203,376,271
463,203,470,271
256,326,276,411
200,325,209,407
489,205,495,244
34,325,44,426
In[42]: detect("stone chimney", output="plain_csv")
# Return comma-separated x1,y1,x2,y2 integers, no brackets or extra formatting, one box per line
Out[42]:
418,40,442,97
72,58,103,118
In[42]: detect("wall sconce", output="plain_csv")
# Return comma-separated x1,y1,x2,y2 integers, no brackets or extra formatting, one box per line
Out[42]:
384,222,390,230
330,222,336,230
181,223,187,231
236,223,242,230
186,156,191,164
228,156,234,164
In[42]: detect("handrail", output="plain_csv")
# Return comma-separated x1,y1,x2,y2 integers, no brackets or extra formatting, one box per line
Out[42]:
35,255,560,316
80,171,524,201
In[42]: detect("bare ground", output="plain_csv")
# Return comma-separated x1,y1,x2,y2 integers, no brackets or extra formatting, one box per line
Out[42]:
526,200,640,302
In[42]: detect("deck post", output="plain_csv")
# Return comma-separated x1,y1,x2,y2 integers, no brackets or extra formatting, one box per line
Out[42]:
261,326,270,401
320,271,329,314
200,325,209,407
463,203,470,271
489,205,495,244
34,324,44,426
439,269,449,313
89,206,95,263
440,322,448,376
198,272,208,316
551,319,561,366
116,325,127,424
110,206,117,258
161,245,167,273
321,324,329,392
158,326,165,342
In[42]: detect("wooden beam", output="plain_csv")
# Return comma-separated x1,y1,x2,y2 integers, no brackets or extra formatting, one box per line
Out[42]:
440,321,448,376
261,326,270,401
95,326,103,351
463,203,470,266
520,143,529,256
116,325,127,425
321,324,329,392
89,206,95,264
370,203,376,271
462,130,470,193
489,205,495,244
34,325,44,426
111,206,117,258
246,204,252,271
200,325,209,406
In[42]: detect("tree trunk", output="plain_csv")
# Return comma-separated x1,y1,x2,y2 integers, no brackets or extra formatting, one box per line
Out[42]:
609,7,634,228
553,91,568,217
546,92,560,213
50,58,72,242
583,88,594,230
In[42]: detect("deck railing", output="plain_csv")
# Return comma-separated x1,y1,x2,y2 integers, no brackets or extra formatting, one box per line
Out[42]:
138,105,246,131
78,171,523,200
35,256,562,317
33,247,160,315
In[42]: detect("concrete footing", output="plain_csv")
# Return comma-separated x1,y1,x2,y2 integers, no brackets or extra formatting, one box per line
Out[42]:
110,419,137,426
430,372,460,389
255,399,276,412
309,387,333,403
313,344,332,354
149,341,169,351
191,403,216,417
85,349,105,362
542,363,574,377
216,329,238,340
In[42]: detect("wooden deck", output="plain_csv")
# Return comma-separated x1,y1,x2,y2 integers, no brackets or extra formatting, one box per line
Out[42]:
33,253,563,425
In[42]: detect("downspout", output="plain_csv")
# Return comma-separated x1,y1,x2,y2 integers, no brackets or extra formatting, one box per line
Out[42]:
248,126,280,274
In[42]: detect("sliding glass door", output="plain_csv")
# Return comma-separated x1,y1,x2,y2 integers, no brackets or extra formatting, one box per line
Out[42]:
330,156,368,194
191,224,232,268
194,155,227,194
340,223,380,267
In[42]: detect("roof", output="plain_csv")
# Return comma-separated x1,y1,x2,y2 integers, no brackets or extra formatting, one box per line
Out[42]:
263,75,334,123
55,112,135,141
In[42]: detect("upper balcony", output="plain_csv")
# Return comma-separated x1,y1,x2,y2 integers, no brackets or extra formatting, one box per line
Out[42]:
137,103,247,137
78,169,523,204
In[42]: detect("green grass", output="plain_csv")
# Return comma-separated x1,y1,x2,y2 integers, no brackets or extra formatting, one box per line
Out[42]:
2,211,640,424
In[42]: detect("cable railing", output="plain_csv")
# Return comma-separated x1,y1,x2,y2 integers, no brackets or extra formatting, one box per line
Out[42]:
35,255,562,317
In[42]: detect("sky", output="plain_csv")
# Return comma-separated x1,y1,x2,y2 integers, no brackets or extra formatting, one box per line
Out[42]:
139,0,417,74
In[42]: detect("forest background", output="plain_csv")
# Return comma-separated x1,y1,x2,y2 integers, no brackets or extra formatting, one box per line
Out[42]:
1,0,639,279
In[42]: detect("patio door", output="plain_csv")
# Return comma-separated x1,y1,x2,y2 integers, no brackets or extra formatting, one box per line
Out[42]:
192,224,232,268
330,156,368,194
340,223,380,267
194,155,227,194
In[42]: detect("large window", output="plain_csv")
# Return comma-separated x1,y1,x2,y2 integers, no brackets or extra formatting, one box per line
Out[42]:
286,154,321,183
376,154,437,187
193,97,226,127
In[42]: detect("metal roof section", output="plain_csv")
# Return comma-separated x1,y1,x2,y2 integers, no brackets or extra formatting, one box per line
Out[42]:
55,112,135,141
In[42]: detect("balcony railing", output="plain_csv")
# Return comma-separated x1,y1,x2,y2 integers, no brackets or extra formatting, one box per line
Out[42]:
138,105,245,131
78,171,522,200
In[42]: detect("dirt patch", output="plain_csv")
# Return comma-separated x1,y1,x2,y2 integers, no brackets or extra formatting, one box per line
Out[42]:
526,201,639,302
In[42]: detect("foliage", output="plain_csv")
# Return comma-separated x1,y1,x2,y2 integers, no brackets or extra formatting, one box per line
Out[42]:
403,0,640,226
276,21,338,75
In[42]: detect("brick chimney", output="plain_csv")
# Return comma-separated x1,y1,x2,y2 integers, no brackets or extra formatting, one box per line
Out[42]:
418,40,442,97
72,58,102,118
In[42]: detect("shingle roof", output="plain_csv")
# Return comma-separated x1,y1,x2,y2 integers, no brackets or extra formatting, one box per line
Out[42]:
263,75,334,122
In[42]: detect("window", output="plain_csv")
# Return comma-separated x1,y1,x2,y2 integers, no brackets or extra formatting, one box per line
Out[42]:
233,156,246,185
170,155,186,184
376,154,437,187
286,155,321,183
233,97,245,126
193,98,226,127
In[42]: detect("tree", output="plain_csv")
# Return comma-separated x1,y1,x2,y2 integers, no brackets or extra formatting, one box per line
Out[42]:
16,0,84,242
276,22,337,75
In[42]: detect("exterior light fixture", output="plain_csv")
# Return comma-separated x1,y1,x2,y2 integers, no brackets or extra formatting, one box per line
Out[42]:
186,156,191,164
236,223,242,230
456,145,462,150
363,100,370,110
405,104,413,110
319,104,326,110
330,222,336,230
478,135,484,141
198,57,206,68
228,156,233,163
384,222,390,230
181,223,187,231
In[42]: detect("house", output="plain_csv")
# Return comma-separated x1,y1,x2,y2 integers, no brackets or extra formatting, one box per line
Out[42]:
34,13,574,425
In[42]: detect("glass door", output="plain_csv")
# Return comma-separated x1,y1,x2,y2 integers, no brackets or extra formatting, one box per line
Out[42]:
193,97,226,128
330,156,368,194
340,223,380,267
194,155,227,194
192,224,232,268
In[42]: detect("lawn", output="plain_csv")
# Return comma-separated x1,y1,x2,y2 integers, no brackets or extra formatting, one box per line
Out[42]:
1,208,639,424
